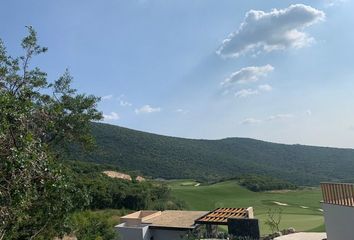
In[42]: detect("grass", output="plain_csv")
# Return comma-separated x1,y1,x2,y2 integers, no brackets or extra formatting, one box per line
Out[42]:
168,180,324,235
166,179,200,187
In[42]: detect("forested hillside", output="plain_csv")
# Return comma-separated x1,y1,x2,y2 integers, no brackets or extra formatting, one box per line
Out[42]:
66,123,354,185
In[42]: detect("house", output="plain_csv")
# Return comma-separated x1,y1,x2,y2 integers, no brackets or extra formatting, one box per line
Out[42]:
115,207,257,240
321,182,354,240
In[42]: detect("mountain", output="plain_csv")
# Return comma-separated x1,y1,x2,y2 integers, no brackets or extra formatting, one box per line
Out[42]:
66,122,354,185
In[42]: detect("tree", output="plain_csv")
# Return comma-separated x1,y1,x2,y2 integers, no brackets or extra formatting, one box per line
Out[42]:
0,26,102,239
69,211,117,240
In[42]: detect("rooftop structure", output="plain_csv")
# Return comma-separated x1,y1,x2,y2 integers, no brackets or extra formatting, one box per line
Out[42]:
147,210,208,229
195,207,252,225
120,210,162,226
321,182,354,206
116,207,257,240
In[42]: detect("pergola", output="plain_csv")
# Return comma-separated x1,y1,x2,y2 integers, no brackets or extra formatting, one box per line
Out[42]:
194,207,259,239
195,208,248,225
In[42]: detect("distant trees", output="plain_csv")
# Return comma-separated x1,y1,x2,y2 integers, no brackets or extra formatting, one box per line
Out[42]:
235,175,297,192
67,122,354,186
68,161,186,211
0,27,101,239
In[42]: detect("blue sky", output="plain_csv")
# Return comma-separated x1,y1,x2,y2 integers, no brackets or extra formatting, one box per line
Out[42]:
1,0,354,147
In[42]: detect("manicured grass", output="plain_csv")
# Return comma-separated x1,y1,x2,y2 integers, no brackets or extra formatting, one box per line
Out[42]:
166,179,200,187
169,180,324,235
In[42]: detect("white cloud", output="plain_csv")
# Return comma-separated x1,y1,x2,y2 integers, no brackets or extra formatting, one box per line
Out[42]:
306,109,312,116
117,94,132,107
235,89,259,98
241,113,293,125
120,100,132,107
222,65,274,86
135,105,161,114
103,112,120,121
217,4,325,57
176,109,189,114
258,84,273,92
241,113,294,125
234,84,272,98
102,94,113,100
266,113,293,121
240,118,262,125
325,0,347,7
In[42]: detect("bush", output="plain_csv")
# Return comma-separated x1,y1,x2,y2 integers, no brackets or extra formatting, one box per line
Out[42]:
69,211,118,240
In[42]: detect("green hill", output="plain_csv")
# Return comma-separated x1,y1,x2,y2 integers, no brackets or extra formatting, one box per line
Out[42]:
66,122,354,185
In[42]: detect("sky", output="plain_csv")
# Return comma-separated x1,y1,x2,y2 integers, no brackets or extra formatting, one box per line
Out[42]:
1,0,354,148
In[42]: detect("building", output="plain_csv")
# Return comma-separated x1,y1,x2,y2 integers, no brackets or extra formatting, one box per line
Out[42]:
116,207,257,240
321,182,354,240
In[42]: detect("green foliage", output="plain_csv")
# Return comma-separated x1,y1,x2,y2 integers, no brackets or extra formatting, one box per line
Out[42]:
67,122,354,186
69,211,118,240
233,175,297,192
0,27,101,239
264,208,283,233
68,161,185,211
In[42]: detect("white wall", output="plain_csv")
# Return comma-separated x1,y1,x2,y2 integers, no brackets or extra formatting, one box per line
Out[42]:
322,203,354,240
116,223,190,240
116,223,151,240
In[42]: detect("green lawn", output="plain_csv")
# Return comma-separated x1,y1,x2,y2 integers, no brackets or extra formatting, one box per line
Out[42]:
168,179,200,187
168,180,324,235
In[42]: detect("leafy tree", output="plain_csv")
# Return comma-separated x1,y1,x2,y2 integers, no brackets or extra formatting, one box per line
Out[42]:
0,27,101,239
69,211,117,240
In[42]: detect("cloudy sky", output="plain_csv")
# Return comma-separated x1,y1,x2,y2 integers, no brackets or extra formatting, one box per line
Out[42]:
1,0,354,147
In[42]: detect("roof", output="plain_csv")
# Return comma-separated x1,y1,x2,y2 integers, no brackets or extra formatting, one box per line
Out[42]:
143,210,208,230
119,208,252,230
120,210,160,221
195,208,248,225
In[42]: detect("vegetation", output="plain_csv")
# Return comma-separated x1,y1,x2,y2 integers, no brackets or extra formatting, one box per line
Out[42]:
67,122,354,186
0,28,187,240
68,211,118,240
67,160,185,211
168,179,324,235
0,27,101,239
264,208,283,233
234,175,297,192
